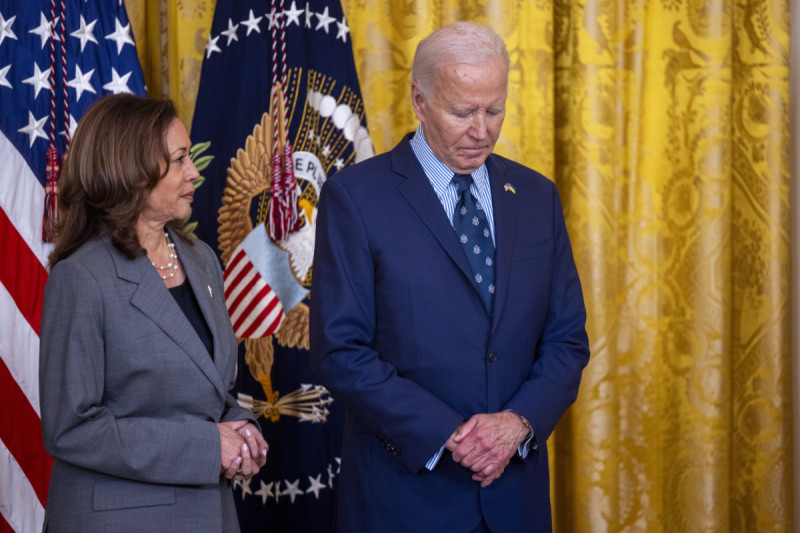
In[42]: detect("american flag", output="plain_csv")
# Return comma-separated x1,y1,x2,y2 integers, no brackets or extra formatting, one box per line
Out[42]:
0,1,144,531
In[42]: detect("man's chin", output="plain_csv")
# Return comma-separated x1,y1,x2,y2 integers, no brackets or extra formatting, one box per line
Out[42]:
456,154,489,172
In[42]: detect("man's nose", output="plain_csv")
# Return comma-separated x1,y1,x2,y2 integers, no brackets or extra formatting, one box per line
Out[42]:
469,113,488,139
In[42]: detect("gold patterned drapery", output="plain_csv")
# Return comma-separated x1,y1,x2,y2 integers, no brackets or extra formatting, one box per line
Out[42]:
126,0,213,133
127,1,792,531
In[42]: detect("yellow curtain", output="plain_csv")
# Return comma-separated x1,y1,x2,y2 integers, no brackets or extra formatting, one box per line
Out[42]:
128,0,792,530
127,0,213,132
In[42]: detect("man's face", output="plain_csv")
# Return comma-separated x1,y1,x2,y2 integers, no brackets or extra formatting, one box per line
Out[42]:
411,58,507,174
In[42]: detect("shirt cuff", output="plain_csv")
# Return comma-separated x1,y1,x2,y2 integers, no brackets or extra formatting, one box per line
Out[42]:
425,442,447,470
517,430,536,459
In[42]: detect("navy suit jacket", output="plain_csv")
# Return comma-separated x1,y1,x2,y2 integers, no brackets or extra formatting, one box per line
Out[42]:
310,135,589,533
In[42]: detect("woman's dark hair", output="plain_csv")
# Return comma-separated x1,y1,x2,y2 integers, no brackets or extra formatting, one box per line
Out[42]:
48,94,191,267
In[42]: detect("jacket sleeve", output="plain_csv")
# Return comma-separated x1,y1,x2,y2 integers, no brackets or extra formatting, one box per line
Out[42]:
503,184,590,444
310,177,465,474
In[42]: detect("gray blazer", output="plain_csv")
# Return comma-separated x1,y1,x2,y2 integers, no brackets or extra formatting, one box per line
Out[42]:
39,229,254,533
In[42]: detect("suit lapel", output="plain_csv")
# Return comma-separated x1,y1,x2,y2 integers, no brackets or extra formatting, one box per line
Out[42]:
112,236,226,396
391,137,481,297
487,156,518,331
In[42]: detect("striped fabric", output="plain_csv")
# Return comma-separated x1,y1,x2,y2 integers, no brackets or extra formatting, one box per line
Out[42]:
408,126,496,242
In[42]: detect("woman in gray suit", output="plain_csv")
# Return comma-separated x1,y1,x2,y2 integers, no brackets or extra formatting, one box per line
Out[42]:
39,94,268,533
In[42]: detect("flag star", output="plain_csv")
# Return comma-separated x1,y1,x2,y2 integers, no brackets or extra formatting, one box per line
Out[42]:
60,113,78,141
254,481,274,504
241,10,262,35
105,19,134,55
22,62,52,99
29,13,54,49
322,145,331,156
315,7,335,33
233,477,253,497
284,1,303,27
221,18,239,45
102,67,132,94
281,479,303,503
0,12,17,46
18,111,48,148
205,34,221,58
336,16,350,42
304,3,314,28
0,64,11,89
334,158,344,170
308,129,315,141
266,8,280,31
67,65,96,101
71,15,98,52
306,474,326,499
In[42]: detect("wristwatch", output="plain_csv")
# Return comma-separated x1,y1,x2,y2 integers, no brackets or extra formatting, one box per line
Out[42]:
516,412,532,440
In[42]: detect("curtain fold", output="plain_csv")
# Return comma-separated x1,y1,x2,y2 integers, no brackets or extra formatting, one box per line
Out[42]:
127,0,213,132
127,0,793,530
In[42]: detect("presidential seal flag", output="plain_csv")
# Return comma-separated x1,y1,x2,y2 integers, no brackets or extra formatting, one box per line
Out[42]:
0,1,145,531
190,1,372,531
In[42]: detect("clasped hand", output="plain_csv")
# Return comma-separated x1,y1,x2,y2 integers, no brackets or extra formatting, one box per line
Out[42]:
445,412,529,488
217,420,269,481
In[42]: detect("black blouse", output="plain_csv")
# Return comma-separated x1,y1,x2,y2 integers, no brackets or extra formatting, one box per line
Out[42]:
169,280,214,359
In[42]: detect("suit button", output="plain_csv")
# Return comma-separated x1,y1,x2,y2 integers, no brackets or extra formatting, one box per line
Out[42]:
205,416,215,422
488,352,499,363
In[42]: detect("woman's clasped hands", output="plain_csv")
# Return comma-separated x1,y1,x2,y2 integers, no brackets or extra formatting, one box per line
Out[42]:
217,420,269,481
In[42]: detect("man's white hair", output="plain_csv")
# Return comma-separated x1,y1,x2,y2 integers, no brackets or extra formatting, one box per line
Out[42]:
411,22,510,97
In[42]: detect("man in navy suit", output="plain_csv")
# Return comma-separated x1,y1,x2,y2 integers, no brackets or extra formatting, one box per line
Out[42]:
310,22,590,533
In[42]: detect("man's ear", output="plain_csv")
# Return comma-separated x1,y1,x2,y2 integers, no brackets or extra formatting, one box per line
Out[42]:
410,81,425,122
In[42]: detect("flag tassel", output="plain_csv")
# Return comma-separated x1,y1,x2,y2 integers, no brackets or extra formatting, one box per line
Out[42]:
43,145,61,242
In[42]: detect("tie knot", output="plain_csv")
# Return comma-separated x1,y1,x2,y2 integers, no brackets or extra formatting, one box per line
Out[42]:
452,173,473,195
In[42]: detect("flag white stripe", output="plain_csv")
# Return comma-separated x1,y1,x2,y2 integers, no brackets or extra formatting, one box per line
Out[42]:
0,284,41,416
230,277,270,331
0,131,51,268
248,305,284,338
0,438,45,533
234,286,282,337
226,269,259,323
222,247,248,290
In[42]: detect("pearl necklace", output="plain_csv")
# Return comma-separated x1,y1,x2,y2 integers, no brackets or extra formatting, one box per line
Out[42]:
150,232,180,279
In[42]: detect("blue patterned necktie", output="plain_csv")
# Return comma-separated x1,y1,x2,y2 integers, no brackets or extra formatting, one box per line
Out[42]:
452,174,495,312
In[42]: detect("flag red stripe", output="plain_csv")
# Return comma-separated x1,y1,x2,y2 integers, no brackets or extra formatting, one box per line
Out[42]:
239,285,280,337
223,247,246,277
0,358,52,506
0,208,47,335
222,249,248,299
228,271,262,318
244,302,284,339
0,512,13,533
225,261,253,308
232,283,271,332
228,276,270,332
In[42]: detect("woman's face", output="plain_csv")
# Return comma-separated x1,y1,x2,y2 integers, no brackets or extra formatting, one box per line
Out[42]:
140,118,199,226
